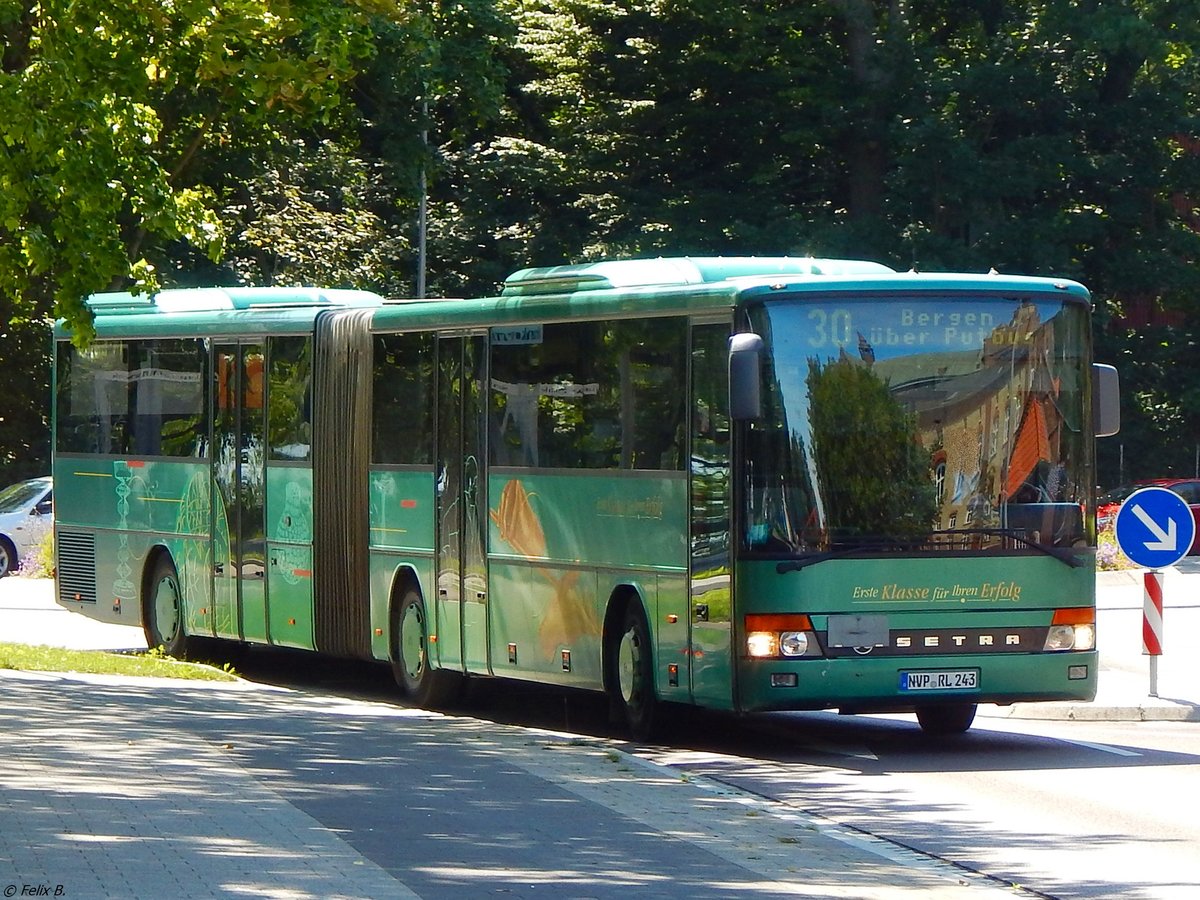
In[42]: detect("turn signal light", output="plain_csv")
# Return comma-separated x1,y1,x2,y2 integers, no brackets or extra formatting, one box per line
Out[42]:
1052,607,1095,626
745,613,813,632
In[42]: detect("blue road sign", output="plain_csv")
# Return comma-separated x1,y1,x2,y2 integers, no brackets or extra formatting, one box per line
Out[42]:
1114,486,1196,570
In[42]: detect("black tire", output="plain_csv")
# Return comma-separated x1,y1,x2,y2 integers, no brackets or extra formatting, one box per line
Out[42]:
143,555,190,658
391,588,462,708
916,702,977,735
0,538,15,578
609,601,658,740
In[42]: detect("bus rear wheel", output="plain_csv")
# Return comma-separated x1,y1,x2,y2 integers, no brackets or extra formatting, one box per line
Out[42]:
392,588,462,709
144,555,190,658
916,702,977,735
609,602,658,740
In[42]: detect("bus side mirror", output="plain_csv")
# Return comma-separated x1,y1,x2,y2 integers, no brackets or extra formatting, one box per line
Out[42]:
1093,363,1120,437
729,333,764,421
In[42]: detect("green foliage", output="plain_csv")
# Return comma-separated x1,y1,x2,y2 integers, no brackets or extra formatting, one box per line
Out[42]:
221,139,411,293
0,0,393,341
0,0,415,477
0,312,50,480
1095,321,1200,485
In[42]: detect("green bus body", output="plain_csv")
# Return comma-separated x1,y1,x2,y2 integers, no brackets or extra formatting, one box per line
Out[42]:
53,260,1103,733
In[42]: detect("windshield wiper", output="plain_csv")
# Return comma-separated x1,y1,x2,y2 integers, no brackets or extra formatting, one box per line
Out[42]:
775,539,919,573
950,528,1088,567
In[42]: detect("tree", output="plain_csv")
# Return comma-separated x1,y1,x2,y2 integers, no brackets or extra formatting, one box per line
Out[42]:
0,310,49,479
213,1,513,298
0,0,399,341
0,0,403,477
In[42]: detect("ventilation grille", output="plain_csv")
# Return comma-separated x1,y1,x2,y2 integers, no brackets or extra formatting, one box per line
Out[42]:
57,531,98,603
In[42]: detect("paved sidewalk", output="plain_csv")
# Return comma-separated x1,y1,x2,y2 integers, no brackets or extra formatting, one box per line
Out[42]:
0,668,1014,900
0,670,417,900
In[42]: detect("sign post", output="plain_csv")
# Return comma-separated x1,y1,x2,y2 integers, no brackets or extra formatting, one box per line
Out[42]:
1114,487,1196,697
1142,570,1164,696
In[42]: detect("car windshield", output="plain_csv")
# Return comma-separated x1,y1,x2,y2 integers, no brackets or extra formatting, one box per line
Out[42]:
742,293,1092,556
0,479,48,513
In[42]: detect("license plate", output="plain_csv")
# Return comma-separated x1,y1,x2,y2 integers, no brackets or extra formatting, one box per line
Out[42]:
900,669,978,691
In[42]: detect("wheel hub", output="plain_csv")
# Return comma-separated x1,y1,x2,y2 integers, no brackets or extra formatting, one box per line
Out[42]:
401,604,425,680
154,578,180,643
618,627,639,704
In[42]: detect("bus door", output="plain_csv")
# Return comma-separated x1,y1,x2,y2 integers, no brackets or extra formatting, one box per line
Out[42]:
212,342,267,642
435,334,490,674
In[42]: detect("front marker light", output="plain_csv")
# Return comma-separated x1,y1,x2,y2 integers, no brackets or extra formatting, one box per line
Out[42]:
747,632,778,657
1072,623,1095,651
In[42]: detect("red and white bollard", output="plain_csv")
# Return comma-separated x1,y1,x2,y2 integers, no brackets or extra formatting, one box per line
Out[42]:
1143,570,1164,697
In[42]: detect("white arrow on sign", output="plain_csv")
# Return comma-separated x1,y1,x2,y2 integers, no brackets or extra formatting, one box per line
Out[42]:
1132,503,1178,551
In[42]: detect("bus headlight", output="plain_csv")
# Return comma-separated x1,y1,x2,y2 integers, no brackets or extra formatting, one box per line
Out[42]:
779,631,810,657
1044,625,1076,651
745,614,823,658
1045,608,1096,652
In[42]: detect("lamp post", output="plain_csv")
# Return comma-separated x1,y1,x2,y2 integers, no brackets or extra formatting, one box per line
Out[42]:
417,98,428,299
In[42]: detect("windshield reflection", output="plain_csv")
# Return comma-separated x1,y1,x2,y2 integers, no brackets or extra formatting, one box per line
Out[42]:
743,294,1091,557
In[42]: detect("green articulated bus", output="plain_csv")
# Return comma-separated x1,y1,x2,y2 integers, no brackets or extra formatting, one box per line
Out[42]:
53,258,1120,736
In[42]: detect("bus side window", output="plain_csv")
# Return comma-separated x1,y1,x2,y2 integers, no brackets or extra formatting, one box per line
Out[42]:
489,317,686,472
371,332,434,466
691,323,731,563
55,339,135,456
129,339,206,459
268,336,314,462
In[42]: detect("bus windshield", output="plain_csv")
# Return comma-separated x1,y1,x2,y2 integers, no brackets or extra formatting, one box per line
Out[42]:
742,293,1092,557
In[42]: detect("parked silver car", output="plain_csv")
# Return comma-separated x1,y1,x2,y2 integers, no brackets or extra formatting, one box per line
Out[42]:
0,477,53,577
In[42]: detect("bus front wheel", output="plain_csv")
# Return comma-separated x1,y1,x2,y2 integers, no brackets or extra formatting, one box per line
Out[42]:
610,602,658,740
916,703,977,735
144,555,190,658
392,589,461,709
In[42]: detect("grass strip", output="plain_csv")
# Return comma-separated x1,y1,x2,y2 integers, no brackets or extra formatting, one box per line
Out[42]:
0,641,238,681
